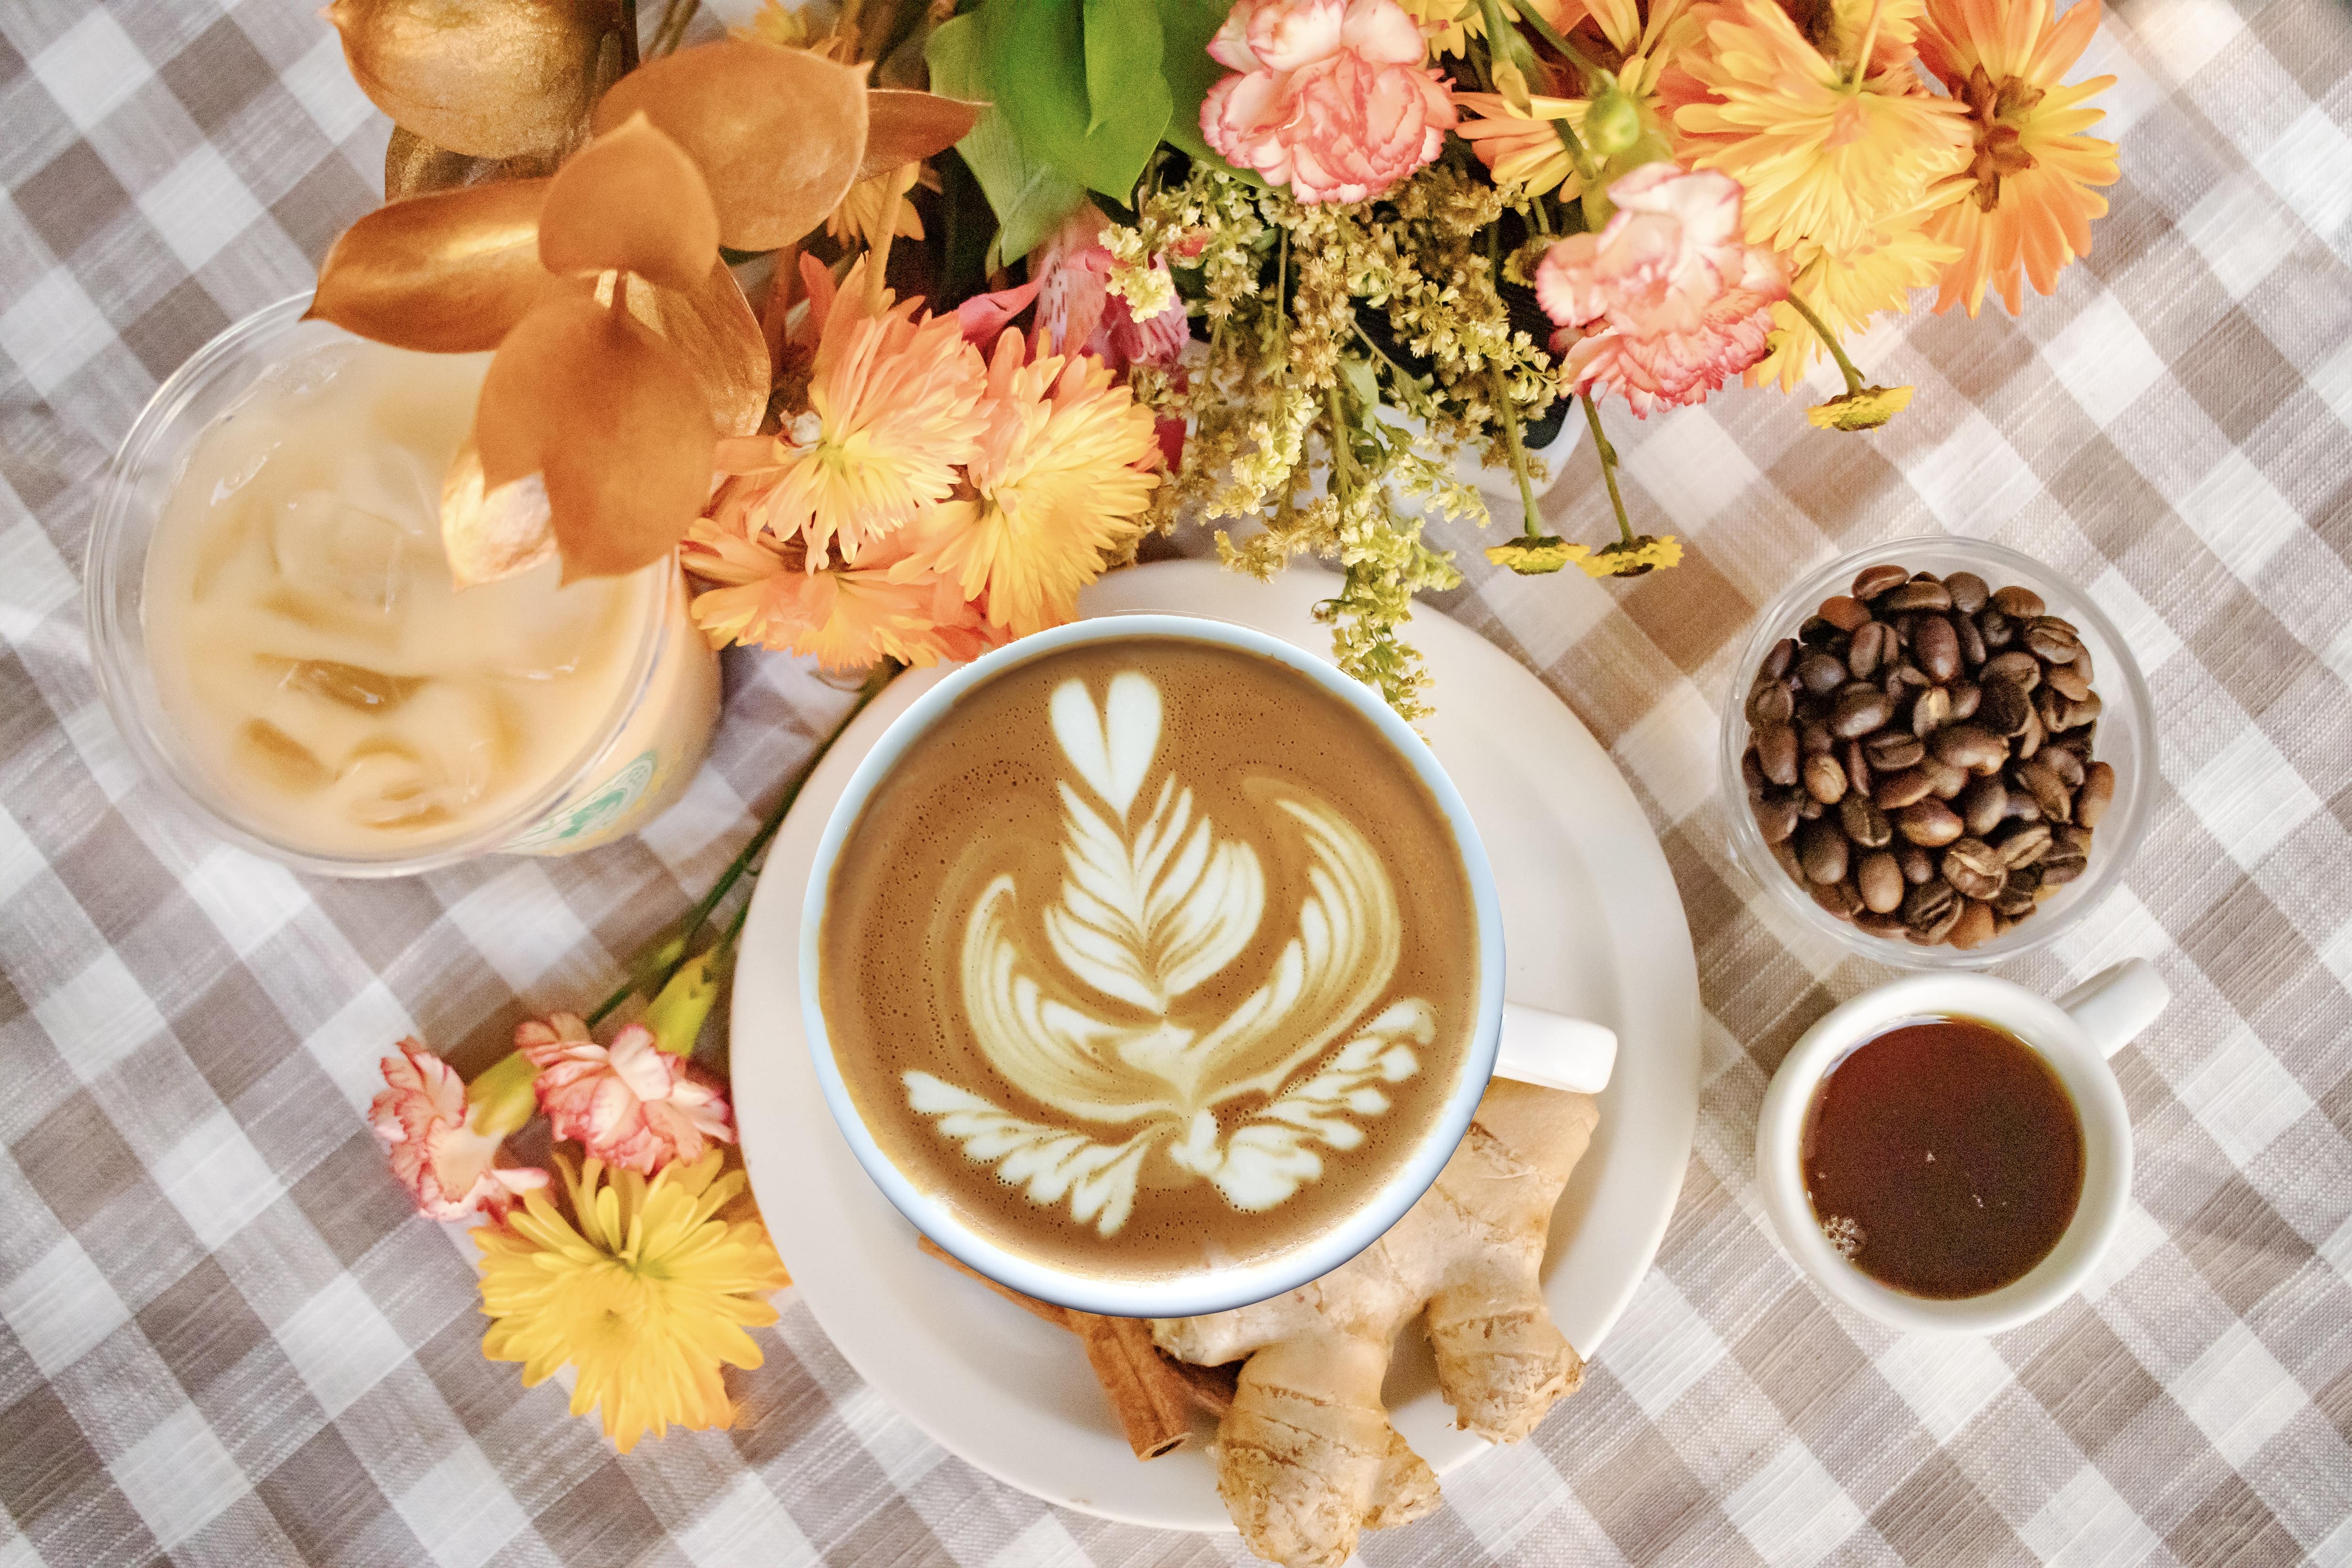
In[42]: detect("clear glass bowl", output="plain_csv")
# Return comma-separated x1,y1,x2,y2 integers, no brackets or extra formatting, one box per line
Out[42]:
1717,536,2155,970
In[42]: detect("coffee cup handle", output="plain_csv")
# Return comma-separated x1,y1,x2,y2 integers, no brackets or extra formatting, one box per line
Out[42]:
2055,957,2170,1059
1495,1002,1618,1094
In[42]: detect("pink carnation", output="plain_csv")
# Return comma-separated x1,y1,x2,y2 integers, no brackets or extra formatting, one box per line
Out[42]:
370,1039,548,1221
1031,204,1190,374
1200,0,1454,205
519,1013,734,1174
1535,163,1790,417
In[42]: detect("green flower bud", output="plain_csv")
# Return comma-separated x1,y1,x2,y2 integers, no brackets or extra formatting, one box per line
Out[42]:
1584,81,1643,160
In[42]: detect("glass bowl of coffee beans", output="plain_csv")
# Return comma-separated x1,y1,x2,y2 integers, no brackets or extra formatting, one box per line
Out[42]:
1720,536,2156,968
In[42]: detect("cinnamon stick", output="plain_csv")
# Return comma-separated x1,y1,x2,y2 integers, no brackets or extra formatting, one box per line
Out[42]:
914,1234,1237,1457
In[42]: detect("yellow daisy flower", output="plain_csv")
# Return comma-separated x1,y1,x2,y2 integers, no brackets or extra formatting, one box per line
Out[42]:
475,1150,790,1454
1580,534,1683,576
1672,0,1971,254
1916,0,2119,316
1747,198,1963,390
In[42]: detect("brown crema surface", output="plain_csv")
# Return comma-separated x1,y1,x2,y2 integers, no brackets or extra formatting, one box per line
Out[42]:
818,637,1481,1286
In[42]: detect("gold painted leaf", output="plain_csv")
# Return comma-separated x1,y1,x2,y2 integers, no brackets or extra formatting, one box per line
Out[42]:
539,113,720,292
309,180,556,354
475,294,717,580
592,40,869,252
439,438,556,588
383,125,566,202
328,0,622,160
593,263,769,438
860,89,984,182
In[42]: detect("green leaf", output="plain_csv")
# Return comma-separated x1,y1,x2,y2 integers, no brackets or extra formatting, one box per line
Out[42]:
929,13,1088,265
979,0,1168,202
1085,0,1163,138
1156,0,1256,177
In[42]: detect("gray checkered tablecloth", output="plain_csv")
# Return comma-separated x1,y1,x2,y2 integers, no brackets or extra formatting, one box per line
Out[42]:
2,0,2349,1562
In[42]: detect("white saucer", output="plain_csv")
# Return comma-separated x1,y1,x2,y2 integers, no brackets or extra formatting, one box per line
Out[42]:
730,560,1700,1529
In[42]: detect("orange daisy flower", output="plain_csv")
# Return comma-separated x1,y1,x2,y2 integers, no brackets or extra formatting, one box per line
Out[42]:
1915,0,2119,315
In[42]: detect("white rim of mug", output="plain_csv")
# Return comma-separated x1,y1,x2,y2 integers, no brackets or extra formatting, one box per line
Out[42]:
83,295,674,878
798,613,1510,1319
1717,534,2158,971
1755,973,2133,1334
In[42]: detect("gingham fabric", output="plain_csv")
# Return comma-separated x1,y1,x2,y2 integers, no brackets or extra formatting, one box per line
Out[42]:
2,0,2348,1562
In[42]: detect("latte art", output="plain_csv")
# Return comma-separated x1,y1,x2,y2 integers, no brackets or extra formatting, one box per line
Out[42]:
820,637,1478,1284
912,669,1433,1234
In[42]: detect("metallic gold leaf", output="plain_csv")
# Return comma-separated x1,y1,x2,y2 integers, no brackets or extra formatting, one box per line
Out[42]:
593,263,769,438
384,126,566,202
860,89,984,182
592,40,870,252
328,0,621,160
476,294,717,580
310,180,556,354
440,438,556,588
539,114,720,292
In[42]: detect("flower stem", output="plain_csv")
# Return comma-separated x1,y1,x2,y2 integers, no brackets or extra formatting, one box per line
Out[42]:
585,660,898,1028
1581,391,1634,547
1783,290,1867,397
866,186,904,314
648,0,699,58
1511,0,1606,84
1492,370,1543,539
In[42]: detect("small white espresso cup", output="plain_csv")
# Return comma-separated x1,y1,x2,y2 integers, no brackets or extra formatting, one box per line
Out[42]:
1756,959,2168,1334
800,613,1618,1317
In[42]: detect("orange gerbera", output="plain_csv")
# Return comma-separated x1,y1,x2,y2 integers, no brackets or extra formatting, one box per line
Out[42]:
681,510,1000,670
892,332,1160,638
1915,0,2118,315
1671,0,1970,253
713,258,984,568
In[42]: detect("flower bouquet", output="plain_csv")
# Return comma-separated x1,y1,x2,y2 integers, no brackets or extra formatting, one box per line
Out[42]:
312,0,2118,1459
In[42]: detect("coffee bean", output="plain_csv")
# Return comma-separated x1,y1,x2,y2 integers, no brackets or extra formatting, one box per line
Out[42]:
2073,646,2095,685
1885,580,1953,612
1904,880,1962,939
1798,651,1847,695
2025,617,2082,664
2014,759,2072,824
1812,878,1864,918
2059,691,2102,729
1991,584,2045,619
1993,877,2040,918
1979,606,2015,649
1848,621,1892,680
1875,767,1935,809
1945,572,1990,615
1859,851,1904,913
1956,614,1987,669
1943,836,2008,900
1982,650,2039,690
1832,685,1893,739
1804,752,1849,805
1799,615,1840,647
1856,909,1907,936
2044,661,2091,702
1899,842,1936,884
1762,637,1796,681
1853,563,1911,600
1994,821,2051,867
1747,681,1795,726
1742,748,1766,794
1979,676,2032,737
1934,724,2007,774
1755,793,1800,844
1798,796,1824,819
1755,722,1798,786
1914,614,1960,682
2077,761,2115,828
2016,701,2045,760
1799,819,1851,884
1772,840,1804,881
1820,594,1870,632
1959,775,2008,837
1892,662,1931,690
2043,746,2084,790
2008,788,2042,823
2039,852,2087,886
1802,718,1836,756
1844,740,1873,798
2036,687,2068,735
2058,823,2094,858
1912,685,1954,737
1842,795,1892,848
1899,797,1965,846
1948,900,1997,949
1865,732,1925,771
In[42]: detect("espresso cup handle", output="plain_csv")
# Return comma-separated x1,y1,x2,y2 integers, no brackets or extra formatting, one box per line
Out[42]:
2055,957,2170,1060
1495,1002,1618,1094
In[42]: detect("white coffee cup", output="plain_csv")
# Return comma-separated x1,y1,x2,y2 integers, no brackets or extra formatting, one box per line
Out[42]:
800,613,1617,1317
1756,958,2168,1334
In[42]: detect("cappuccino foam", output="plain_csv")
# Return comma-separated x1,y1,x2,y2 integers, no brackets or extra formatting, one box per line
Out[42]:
819,637,1480,1285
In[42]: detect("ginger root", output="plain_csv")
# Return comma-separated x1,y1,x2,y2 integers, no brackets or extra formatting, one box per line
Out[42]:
1152,1080,1600,1568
